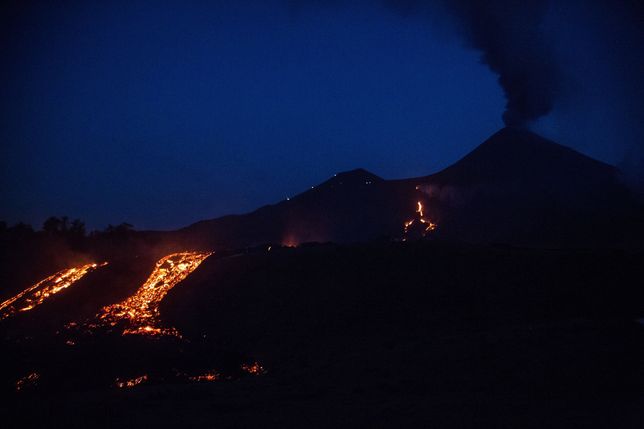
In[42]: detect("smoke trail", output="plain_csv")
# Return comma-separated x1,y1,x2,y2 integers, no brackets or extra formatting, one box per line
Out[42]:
384,0,558,128
290,0,644,188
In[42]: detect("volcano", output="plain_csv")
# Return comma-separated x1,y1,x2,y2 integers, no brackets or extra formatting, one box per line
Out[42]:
414,127,641,246
3,128,644,428
179,128,642,249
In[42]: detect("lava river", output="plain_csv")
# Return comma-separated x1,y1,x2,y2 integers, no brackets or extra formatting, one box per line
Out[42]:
95,251,212,337
0,262,107,321
403,200,437,240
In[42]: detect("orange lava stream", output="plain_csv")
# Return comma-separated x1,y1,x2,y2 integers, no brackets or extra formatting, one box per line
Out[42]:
95,251,212,337
115,374,148,388
241,361,266,375
403,200,437,240
0,263,107,321
188,372,220,382
186,362,265,383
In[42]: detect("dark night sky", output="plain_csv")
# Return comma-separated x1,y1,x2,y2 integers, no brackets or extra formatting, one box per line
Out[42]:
1,1,642,230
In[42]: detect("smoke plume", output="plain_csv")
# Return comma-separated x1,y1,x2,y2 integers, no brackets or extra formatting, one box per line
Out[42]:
384,0,558,128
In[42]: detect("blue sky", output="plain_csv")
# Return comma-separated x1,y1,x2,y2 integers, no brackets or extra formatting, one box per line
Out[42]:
1,1,641,229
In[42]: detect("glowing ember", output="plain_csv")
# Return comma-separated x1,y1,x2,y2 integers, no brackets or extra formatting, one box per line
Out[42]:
241,361,266,375
16,372,40,391
0,263,107,321
115,374,148,389
95,252,211,337
189,372,220,382
282,238,298,248
403,219,415,235
403,200,437,240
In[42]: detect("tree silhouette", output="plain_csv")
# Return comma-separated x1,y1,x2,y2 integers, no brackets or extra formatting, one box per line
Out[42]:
43,216,85,238
69,219,86,237
43,216,63,234
8,222,34,237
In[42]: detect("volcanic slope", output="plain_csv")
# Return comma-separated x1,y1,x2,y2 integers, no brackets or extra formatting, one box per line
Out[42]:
179,128,642,248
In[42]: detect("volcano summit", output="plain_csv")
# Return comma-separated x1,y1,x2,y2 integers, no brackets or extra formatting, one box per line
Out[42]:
178,128,642,249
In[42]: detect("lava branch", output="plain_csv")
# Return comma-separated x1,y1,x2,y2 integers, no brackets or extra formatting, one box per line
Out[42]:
15,372,40,392
0,262,108,321
94,251,212,338
403,200,437,240
114,361,266,389
115,374,148,389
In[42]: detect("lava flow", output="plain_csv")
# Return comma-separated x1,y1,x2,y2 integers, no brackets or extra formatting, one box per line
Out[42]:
95,251,212,337
416,201,438,234
403,200,437,240
242,361,266,375
115,375,148,389
0,262,107,321
189,372,220,382
15,372,40,392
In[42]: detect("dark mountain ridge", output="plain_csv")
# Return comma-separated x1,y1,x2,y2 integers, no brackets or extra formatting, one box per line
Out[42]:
3,130,644,429
422,127,619,186
178,127,642,249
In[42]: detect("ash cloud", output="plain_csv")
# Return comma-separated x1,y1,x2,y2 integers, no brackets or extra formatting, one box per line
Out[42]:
289,0,559,127
288,0,644,193
384,0,559,128
429,0,644,190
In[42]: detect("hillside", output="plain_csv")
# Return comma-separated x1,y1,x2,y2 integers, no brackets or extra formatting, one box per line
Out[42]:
179,128,642,249
4,241,644,428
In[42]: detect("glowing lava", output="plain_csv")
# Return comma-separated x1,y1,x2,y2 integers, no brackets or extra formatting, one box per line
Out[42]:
416,201,438,234
15,372,40,391
185,362,265,382
95,251,212,337
188,372,220,382
0,263,107,321
115,374,148,389
403,200,437,240
241,361,266,375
